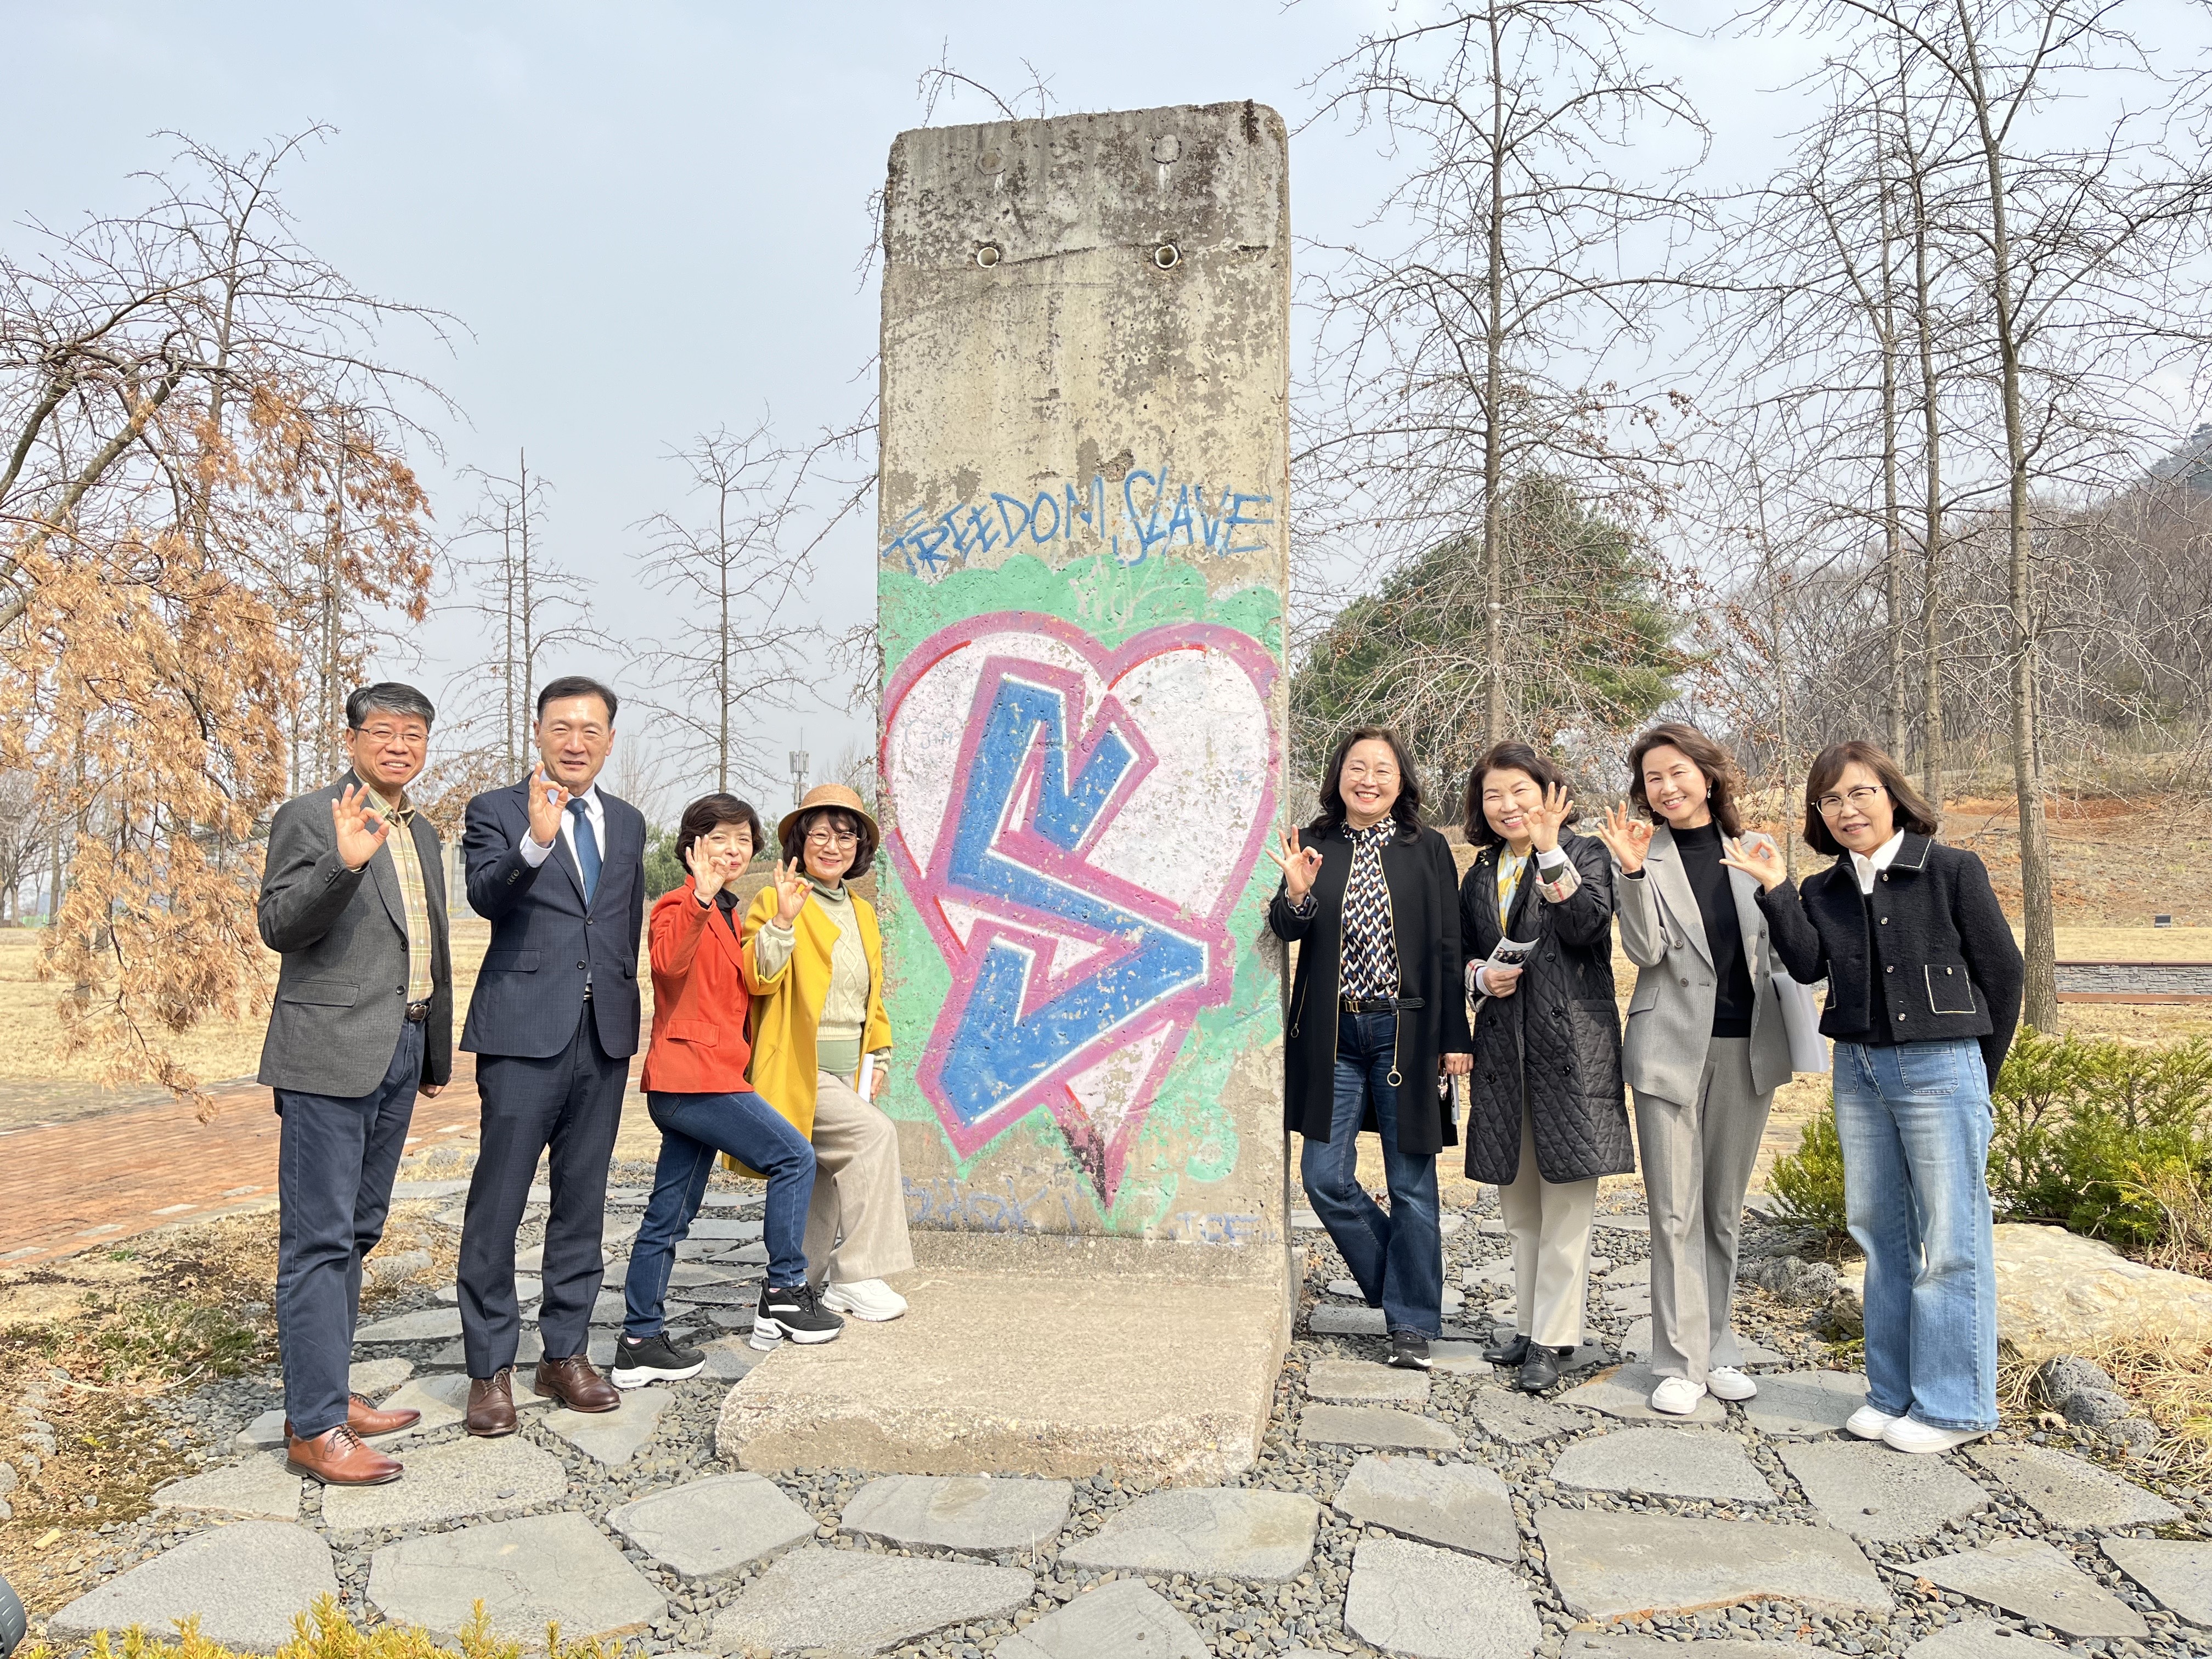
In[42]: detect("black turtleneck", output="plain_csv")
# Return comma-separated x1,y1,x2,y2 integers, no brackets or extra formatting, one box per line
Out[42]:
1674,821,1757,1039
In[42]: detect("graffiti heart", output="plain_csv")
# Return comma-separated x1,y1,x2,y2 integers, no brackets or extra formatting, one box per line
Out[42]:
881,612,1279,1207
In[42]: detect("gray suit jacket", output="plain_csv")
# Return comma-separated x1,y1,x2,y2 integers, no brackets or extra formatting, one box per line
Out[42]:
257,771,453,1098
1615,824,1792,1108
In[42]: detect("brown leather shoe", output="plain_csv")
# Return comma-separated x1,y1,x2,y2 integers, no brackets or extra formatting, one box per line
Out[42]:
535,1353,619,1414
466,1369,518,1437
284,1393,422,1441
286,1424,403,1486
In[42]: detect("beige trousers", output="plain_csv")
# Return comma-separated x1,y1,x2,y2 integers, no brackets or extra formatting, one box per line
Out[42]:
1498,1091,1600,1348
805,1070,915,1285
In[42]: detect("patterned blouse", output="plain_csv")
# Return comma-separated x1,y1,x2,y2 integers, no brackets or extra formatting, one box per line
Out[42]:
1339,821,1401,999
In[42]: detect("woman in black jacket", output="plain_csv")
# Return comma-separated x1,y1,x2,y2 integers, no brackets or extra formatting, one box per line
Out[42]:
1725,740,2023,1456
1270,727,1471,1371
1459,741,1630,1393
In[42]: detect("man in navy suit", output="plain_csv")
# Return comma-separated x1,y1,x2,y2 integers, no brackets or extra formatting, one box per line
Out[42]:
456,675,646,1434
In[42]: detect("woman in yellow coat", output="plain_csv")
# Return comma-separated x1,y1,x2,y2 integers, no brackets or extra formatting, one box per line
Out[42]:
741,783,911,1321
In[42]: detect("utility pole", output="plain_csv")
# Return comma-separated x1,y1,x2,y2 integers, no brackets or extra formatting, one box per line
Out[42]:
788,742,810,809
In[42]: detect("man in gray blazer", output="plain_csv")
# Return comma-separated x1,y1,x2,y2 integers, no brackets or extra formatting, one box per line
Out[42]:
258,683,452,1486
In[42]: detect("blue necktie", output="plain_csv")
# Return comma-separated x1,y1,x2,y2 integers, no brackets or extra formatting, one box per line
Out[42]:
568,798,601,906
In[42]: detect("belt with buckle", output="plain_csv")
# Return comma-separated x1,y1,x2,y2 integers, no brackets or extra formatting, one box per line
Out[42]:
1340,995,1421,1013
404,999,432,1023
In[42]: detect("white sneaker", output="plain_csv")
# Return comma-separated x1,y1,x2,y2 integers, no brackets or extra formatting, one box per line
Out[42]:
1706,1367,1758,1402
1844,1404,1903,1440
821,1278,908,1321
1883,1418,1989,1455
1650,1377,1707,1415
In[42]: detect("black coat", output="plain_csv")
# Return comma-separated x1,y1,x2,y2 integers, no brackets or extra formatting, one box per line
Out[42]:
1757,833,2024,1085
1458,831,1633,1184
1268,819,1472,1158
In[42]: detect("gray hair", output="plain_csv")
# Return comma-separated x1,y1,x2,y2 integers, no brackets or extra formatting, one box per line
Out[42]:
346,681,437,730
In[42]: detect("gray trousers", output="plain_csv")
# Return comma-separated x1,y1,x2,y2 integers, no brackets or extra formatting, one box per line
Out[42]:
1633,1036,1773,1385
805,1070,915,1285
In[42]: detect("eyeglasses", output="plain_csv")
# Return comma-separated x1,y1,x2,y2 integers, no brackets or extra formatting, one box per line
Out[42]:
356,726,427,747
805,828,859,848
1816,786,1884,817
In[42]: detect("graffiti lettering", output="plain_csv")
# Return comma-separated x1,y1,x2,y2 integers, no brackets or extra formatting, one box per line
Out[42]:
881,464,1275,577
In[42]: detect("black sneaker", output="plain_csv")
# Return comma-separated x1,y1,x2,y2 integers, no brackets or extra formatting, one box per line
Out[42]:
1388,1331,1432,1370
752,1282,845,1350
611,1329,706,1387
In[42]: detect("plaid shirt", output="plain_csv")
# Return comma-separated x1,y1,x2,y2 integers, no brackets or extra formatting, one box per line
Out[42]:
1339,821,1401,999
367,782,435,1002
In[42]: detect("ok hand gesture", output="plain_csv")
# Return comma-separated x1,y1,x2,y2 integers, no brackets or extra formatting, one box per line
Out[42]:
331,782,391,872
683,839,736,899
1593,803,1654,874
1527,781,1574,854
770,858,810,925
1719,832,1788,893
525,764,571,850
1266,825,1324,902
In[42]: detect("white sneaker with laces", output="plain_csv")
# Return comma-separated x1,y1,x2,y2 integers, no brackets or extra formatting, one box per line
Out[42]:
1882,1417,1988,1455
1844,1404,1903,1440
1650,1376,1707,1415
821,1278,908,1321
1706,1367,1758,1402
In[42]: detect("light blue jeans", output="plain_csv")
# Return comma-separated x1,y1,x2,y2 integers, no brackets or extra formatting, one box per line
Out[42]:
1833,1039,1999,1431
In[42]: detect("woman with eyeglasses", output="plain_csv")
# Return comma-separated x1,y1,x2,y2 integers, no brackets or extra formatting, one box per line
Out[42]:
1592,723,1795,1417
1722,740,2022,1454
741,784,914,1326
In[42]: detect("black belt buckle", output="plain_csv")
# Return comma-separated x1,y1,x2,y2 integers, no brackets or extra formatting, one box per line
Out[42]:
404,1000,432,1023
1341,994,1419,1013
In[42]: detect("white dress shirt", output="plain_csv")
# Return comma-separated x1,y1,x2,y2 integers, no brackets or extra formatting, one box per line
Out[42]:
518,781,606,874
1848,829,1906,895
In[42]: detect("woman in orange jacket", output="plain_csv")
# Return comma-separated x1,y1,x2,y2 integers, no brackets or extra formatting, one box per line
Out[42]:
611,794,841,1387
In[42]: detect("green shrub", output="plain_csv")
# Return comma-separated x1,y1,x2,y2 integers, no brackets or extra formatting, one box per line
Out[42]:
1769,1093,1849,1238
22,1598,623,1659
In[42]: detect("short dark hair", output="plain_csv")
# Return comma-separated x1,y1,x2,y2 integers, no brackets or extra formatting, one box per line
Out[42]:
535,675,618,723
346,682,436,730
1315,726,1424,835
782,806,880,871
1627,721,1745,838
674,793,766,871
1801,739,1940,857
1461,740,1582,847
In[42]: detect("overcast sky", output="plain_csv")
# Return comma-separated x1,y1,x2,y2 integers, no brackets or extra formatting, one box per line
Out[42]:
8,1,2202,816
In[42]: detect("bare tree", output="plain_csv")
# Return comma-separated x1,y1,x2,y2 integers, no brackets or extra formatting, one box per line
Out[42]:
0,770,48,922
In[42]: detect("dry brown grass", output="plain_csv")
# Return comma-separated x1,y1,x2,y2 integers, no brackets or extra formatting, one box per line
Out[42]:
1999,1334,2212,1485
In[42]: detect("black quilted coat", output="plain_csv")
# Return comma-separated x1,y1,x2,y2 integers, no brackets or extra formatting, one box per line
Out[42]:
1458,831,1633,1184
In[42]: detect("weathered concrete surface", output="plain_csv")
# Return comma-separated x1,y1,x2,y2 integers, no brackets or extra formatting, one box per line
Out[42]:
1297,1403,1458,1452
876,102,1292,1249
1344,1535,1542,1659
1306,1357,1428,1403
1965,1442,2182,1531
2100,1537,2212,1628
1537,1508,1891,1620
839,1474,1074,1553
1332,1453,1519,1561
366,1512,664,1643
48,1521,339,1652
321,1434,566,1531
1550,1426,1776,1504
1778,1439,1991,1542
717,1239,1286,1481
150,1451,302,1519
608,1472,815,1579
711,1547,1034,1654
1060,1487,1319,1581
994,1577,1209,1659
1916,1538,2149,1640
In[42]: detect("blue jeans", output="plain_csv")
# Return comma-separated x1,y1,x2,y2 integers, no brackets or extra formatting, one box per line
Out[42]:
622,1090,815,1339
1300,1011,1443,1337
275,1019,424,1438
1833,1039,1999,1431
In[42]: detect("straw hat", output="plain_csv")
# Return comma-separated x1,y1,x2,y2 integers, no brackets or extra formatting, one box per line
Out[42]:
777,782,881,848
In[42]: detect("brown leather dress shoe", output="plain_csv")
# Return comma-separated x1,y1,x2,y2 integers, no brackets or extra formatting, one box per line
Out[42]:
284,1393,422,1441
286,1424,403,1486
466,1369,518,1437
535,1353,619,1414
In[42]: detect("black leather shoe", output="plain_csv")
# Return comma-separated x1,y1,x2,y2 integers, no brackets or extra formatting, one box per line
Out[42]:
1518,1345,1572,1393
1483,1331,1531,1367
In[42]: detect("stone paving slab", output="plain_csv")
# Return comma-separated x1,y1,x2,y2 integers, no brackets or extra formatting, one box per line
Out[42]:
322,1432,567,1530
151,1450,302,1519
1465,1260,1516,1289
1600,1259,1651,1285
1430,1341,1492,1375
1550,1425,1777,1504
1344,1534,1543,1659
1619,1319,1785,1367
1965,1442,2182,1530
349,1356,415,1395
711,1545,1034,1653
994,1576,1208,1659
839,1473,1074,1553
372,1369,552,1439
1309,1304,1387,1336
666,1261,749,1287
1593,1212,1651,1233
1468,1393,1594,1446
607,1471,815,1579
682,1215,765,1240
1779,1440,1991,1542
2100,1536,2212,1627
1333,1453,1518,1561
699,1335,765,1380
1299,1403,1459,1451
1562,1639,1828,1658
1306,1358,1430,1403
1291,1207,1323,1231
1061,1487,1321,1581
1900,1617,2070,1657
1537,1507,1892,1620
354,1305,465,1341
1740,1370,1869,1437
1556,1362,1726,1424
47,1519,340,1652
1916,1537,2149,1640
544,1385,670,1465
1328,1278,1464,1312
368,1510,665,1641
